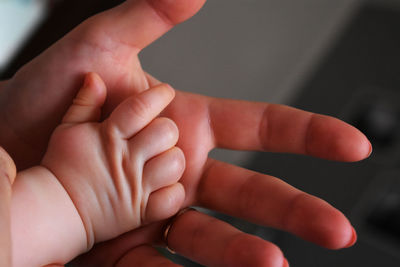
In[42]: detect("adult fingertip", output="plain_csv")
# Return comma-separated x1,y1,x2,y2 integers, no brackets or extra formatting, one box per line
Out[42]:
305,115,372,162
147,0,207,25
349,129,372,162
332,124,372,162
283,258,289,267
317,209,354,250
286,194,356,250
320,213,355,250
366,139,373,158
344,227,357,248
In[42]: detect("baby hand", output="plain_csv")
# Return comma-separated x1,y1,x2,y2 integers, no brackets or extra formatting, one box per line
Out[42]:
42,73,185,248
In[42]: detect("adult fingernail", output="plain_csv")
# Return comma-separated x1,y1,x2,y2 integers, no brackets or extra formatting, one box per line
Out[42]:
283,258,289,267
345,227,357,248
367,141,373,157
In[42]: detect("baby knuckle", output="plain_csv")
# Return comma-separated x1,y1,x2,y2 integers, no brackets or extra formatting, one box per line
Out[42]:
128,95,153,119
103,119,119,139
161,149,185,183
171,147,185,172
156,117,179,137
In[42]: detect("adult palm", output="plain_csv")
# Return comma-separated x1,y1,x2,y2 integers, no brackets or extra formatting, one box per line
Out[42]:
0,0,205,168
0,0,371,266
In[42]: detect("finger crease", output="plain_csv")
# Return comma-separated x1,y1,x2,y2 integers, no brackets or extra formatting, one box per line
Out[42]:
189,216,215,258
281,193,306,231
145,0,175,27
222,232,246,265
238,174,259,219
304,114,316,156
259,104,272,151
197,160,218,205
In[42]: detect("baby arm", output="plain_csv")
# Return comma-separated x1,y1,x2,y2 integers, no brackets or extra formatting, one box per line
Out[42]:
11,73,185,266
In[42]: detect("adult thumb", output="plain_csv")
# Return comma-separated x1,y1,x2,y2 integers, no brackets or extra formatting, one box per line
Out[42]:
83,0,207,51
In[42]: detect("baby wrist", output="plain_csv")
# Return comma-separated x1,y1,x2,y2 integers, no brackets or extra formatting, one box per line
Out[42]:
11,166,87,266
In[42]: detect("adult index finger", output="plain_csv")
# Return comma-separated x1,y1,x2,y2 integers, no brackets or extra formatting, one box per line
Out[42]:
208,98,371,162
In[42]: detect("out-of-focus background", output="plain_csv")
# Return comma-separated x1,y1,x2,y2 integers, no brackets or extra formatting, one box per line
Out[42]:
2,0,400,266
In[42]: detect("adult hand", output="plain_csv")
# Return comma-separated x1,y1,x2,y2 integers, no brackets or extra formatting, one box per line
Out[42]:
0,0,206,168
71,75,370,267
0,147,17,267
0,0,371,266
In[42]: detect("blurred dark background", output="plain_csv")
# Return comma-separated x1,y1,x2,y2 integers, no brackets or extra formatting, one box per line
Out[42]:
1,0,400,266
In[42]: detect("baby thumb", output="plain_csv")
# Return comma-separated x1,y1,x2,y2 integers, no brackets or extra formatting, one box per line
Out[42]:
62,72,107,124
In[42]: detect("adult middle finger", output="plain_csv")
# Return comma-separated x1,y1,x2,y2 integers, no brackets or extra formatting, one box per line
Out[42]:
196,158,357,250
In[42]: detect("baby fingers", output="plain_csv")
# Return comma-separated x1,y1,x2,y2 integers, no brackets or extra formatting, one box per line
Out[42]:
106,83,175,139
145,183,185,223
142,147,185,192
128,117,179,162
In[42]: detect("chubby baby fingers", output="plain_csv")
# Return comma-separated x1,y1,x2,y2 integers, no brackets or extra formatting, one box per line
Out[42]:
142,147,185,192
106,83,175,139
144,183,185,223
129,117,179,162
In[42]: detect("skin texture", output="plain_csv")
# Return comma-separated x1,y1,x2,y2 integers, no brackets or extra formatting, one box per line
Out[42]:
43,75,186,246
11,74,186,266
0,0,371,266
0,147,16,267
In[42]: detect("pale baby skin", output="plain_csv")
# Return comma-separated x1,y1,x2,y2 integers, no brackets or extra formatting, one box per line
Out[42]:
11,73,185,266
